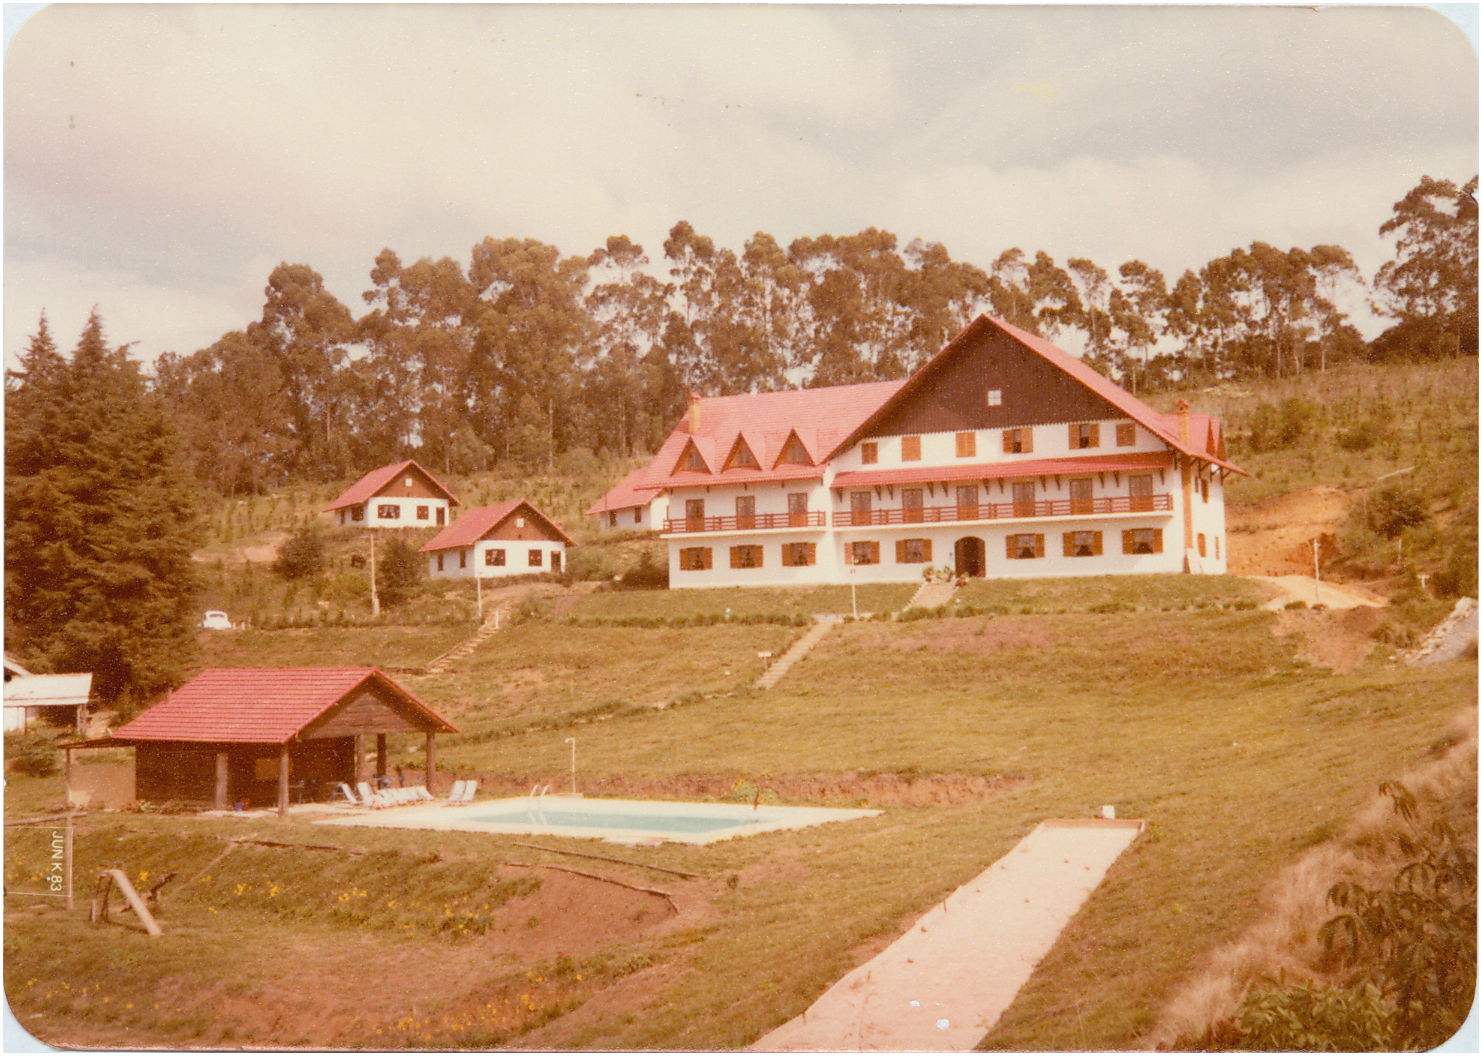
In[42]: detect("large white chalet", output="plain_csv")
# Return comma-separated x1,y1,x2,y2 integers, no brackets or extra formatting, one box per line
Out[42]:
603,315,1243,589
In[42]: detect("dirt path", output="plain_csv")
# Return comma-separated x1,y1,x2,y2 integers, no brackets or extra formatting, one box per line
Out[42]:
752,819,1144,1051
1249,574,1385,611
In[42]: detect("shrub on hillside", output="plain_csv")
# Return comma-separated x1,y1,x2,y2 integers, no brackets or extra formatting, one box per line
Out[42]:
5,731,59,777
375,538,424,607
273,523,326,580
1365,482,1430,539
614,551,668,591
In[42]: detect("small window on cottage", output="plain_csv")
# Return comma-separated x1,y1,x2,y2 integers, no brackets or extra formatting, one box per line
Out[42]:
608,511,618,528
1116,423,1136,447
847,540,880,565
727,440,759,470
378,504,399,519
986,389,1003,407
486,549,506,567
351,506,364,522
900,436,922,461
436,553,445,572
782,542,817,567
404,477,414,487
633,507,642,525
417,505,430,520
516,517,526,528
860,441,878,465
529,549,544,567
459,550,467,569
680,443,707,472
955,432,976,457
1003,428,1033,454
1071,423,1100,449
897,538,931,564
729,545,763,569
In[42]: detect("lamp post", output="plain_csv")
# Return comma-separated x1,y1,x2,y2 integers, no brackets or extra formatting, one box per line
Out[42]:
564,737,577,796
850,565,858,620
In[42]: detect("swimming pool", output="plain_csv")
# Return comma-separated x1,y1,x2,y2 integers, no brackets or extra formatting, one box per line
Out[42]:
317,795,880,845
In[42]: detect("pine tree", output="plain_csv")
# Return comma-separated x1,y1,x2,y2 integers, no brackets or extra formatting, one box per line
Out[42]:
5,311,203,712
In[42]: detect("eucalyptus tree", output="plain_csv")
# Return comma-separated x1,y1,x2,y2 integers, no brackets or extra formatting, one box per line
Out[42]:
1067,257,1114,364
1373,174,1478,358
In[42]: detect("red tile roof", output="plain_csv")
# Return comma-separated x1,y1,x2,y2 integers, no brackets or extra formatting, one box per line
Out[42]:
323,459,460,512
112,668,458,744
586,466,658,516
832,451,1174,489
420,500,575,552
640,379,905,490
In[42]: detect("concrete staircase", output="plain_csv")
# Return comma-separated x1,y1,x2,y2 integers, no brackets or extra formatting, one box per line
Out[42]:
756,615,842,690
907,580,957,610
423,606,511,675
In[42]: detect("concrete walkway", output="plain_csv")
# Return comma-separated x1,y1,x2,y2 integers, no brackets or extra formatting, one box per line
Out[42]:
753,818,1144,1052
756,616,841,690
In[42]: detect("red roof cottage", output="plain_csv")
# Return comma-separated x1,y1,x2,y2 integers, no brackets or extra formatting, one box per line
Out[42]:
91,668,458,816
586,465,665,532
324,459,459,529
421,500,575,579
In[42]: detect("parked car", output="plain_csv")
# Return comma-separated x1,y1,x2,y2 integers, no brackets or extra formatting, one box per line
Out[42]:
200,610,232,630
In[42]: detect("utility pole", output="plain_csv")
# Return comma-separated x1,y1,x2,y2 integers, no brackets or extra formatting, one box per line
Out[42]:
368,533,380,617
1312,536,1321,607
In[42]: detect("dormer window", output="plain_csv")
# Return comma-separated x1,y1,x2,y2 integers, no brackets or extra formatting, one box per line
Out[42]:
725,438,759,471
777,433,812,466
676,440,709,474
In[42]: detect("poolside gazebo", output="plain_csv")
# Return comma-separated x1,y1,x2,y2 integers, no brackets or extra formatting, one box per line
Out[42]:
96,668,458,817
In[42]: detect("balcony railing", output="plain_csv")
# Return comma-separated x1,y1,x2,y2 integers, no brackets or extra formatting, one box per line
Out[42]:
663,510,826,534
834,493,1172,527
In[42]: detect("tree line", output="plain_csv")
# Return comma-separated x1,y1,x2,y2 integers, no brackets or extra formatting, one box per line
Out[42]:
137,173,1476,493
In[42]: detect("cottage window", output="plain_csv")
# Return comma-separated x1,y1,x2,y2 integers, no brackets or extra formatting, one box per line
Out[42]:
900,436,922,462
860,442,878,465
1007,533,1044,560
986,389,1003,407
896,538,931,564
902,488,924,523
1012,481,1036,516
1116,423,1136,447
529,549,544,567
1069,478,1094,515
735,495,756,529
609,512,618,528
486,548,505,567
1123,528,1162,555
378,503,400,519
730,443,757,469
459,550,467,569
436,553,445,572
1129,474,1154,512
1070,423,1100,449
417,505,430,521
782,542,817,567
516,517,526,528
351,506,364,522
679,547,712,571
633,507,642,525
1003,428,1033,454
680,443,707,472
729,545,764,569
955,432,976,457
1065,530,1103,557
404,477,414,487
847,540,880,565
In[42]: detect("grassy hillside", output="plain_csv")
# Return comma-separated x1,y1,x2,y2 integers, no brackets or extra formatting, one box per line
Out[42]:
7,570,1474,1050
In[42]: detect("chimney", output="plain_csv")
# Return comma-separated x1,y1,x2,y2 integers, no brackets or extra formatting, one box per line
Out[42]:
1177,399,1190,445
687,392,702,433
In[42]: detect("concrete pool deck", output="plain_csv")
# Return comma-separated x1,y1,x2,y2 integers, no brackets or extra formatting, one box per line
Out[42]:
753,818,1144,1051
315,795,881,845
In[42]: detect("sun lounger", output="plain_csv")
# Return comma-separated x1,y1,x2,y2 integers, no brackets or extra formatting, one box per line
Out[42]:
410,785,434,802
458,779,478,803
334,782,360,806
444,779,467,803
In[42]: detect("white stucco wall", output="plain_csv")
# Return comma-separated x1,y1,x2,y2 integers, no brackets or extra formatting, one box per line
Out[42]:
339,496,451,529
426,539,567,579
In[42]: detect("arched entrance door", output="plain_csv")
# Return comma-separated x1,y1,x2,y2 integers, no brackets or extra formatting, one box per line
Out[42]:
954,536,986,578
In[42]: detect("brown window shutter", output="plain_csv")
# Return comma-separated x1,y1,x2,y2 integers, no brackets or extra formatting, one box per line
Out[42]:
1153,529,1163,554
922,539,932,562
956,432,975,457
730,548,741,569
895,539,907,563
1093,531,1104,556
805,543,816,565
1035,534,1045,558
1003,432,1014,454
1023,429,1033,453
868,542,880,564
1117,422,1135,446
782,545,794,568
1122,529,1134,555
753,546,763,567
1068,424,1077,448
1089,424,1100,447
1006,535,1017,559
1063,533,1075,558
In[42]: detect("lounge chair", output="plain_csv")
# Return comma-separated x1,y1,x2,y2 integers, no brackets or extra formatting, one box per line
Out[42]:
444,779,469,803
410,785,435,802
458,779,479,803
334,782,361,806
357,781,388,808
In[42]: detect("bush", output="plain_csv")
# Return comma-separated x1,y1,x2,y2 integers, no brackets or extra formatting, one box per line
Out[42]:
273,522,326,580
375,538,424,607
5,732,59,777
1365,482,1430,539
615,551,668,591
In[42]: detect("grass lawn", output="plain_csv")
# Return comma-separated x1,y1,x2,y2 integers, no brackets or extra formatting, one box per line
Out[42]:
561,582,915,621
6,599,1473,1050
194,624,472,671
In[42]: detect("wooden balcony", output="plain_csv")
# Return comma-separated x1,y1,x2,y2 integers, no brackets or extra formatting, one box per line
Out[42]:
834,493,1173,527
663,510,827,534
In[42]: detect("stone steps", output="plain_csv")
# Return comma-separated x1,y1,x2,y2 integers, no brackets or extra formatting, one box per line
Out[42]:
907,580,957,609
756,616,841,690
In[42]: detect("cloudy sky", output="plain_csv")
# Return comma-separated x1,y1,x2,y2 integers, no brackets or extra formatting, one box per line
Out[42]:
4,4,1477,368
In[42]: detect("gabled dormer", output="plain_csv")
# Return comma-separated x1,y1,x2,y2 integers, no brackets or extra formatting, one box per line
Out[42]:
773,429,814,469
672,437,712,475
723,434,763,472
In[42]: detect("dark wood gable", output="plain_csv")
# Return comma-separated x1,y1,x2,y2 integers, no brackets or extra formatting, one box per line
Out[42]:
374,463,450,502
863,326,1123,438
300,680,432,740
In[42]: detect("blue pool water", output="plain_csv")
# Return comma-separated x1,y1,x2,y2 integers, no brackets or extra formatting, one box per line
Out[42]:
465,806,765,834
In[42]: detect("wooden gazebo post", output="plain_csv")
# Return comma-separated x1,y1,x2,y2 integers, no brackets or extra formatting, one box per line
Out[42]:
277,745,291,818
215,752,229,810
424,732,437,793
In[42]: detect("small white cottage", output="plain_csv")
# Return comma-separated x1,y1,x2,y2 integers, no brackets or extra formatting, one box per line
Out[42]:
420,500,575,579
324,459,460,529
